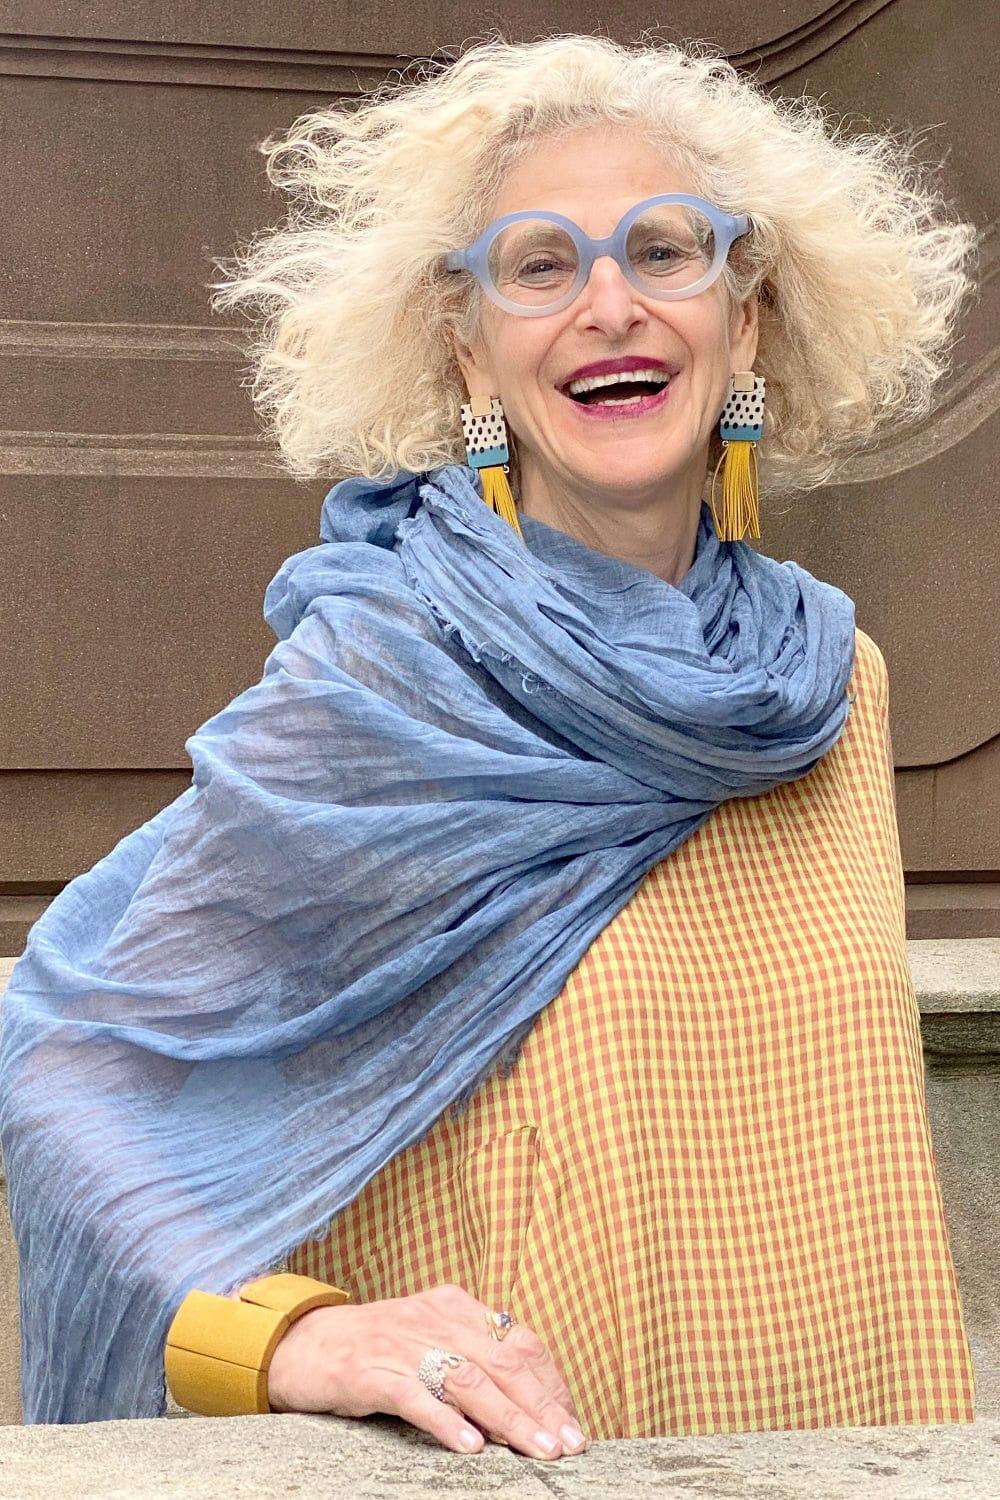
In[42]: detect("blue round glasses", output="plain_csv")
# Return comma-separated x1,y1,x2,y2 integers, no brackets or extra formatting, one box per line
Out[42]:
443,194,752,317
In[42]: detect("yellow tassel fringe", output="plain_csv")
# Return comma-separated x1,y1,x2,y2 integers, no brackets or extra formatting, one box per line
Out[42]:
480,446,759,546
480,464,524,540
709,440,760,542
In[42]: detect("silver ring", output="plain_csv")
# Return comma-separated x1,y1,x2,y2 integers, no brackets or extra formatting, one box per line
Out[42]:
417,1346,467,1402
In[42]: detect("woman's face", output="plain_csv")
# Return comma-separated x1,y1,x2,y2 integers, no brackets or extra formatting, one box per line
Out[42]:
452,124,759,513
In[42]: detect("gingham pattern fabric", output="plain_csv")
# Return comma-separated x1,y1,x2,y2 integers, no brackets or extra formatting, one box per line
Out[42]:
288,628,976,1438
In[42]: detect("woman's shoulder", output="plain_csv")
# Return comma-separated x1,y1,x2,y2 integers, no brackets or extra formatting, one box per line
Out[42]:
849,626,889,719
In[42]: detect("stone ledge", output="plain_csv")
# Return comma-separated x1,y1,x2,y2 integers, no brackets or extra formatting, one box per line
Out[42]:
906,939,1000,1014
1,1413,999,1499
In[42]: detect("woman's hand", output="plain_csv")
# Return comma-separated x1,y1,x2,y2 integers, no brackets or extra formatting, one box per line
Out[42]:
267,1282,588,1459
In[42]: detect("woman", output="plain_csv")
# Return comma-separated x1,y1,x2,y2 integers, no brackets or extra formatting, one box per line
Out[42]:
0,33,979,1455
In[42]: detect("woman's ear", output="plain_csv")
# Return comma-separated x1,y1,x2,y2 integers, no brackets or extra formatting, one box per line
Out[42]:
450,326,497,400
730,292,760,371
450,329,475,389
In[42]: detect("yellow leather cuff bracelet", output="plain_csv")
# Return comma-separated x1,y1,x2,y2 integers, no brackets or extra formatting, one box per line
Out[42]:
164,1272,351,1416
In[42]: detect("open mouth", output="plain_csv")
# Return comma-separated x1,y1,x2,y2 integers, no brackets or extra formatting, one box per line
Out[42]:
562,374,672,407
558,370,676,420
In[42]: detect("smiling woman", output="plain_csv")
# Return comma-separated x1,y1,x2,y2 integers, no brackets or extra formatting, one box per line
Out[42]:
439,121,763,572
208,32,974,504
0,29,980,1454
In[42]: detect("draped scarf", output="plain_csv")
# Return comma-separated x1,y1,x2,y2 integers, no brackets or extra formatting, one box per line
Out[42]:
0,462,856,1421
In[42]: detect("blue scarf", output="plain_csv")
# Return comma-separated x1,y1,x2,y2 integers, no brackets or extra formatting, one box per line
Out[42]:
0,463,855,1422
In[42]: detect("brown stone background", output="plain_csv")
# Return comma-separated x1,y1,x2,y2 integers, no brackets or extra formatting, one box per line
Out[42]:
1,2,997,949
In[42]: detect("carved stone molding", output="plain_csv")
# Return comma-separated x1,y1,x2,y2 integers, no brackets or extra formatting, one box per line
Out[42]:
0,32,392,93
0,3,898,89
0,318,245,361
835,219,998,482
0,429,277,478
0,320,270,476
727,0,896,80
834,340,1000,484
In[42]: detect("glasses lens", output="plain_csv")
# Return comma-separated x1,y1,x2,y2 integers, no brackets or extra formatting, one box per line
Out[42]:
625,204,716,293
483,206,719,310
487,219,580,308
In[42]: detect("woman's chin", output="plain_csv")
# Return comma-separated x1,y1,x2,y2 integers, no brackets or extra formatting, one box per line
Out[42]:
562,445,688,496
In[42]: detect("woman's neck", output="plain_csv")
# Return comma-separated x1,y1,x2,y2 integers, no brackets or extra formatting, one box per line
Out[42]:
516,455,706,588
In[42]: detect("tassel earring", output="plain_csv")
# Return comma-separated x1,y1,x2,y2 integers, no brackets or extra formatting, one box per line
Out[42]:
709,372,765,541
460,394,523,540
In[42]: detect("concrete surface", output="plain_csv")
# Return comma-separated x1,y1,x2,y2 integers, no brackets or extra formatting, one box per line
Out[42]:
906,938,1000,1013
2,1412,999,1499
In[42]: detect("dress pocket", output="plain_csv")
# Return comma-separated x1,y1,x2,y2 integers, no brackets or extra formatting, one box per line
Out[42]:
303,1123,543,1309
459,1124,540,1311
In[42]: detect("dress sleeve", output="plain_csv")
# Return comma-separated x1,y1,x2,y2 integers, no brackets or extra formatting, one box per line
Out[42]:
864,632,907,940
870,637,897,809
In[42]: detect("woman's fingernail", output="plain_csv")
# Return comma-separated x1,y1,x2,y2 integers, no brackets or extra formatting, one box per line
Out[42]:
560,1422,586,1450
458,1425,483,1451
534,1428,560,1453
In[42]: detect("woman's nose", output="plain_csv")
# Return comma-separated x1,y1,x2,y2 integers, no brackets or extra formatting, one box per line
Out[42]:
574,255,647,328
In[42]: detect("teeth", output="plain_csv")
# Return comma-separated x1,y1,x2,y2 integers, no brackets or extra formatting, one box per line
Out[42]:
566,369,670,396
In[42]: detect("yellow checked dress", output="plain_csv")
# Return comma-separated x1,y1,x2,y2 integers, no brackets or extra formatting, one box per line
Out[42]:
287,627,976,1438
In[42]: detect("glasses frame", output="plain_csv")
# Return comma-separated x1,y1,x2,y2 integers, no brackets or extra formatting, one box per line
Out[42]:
443,193,752,317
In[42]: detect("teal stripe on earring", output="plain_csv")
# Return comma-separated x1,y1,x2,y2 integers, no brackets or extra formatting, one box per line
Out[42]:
466,445,510,470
